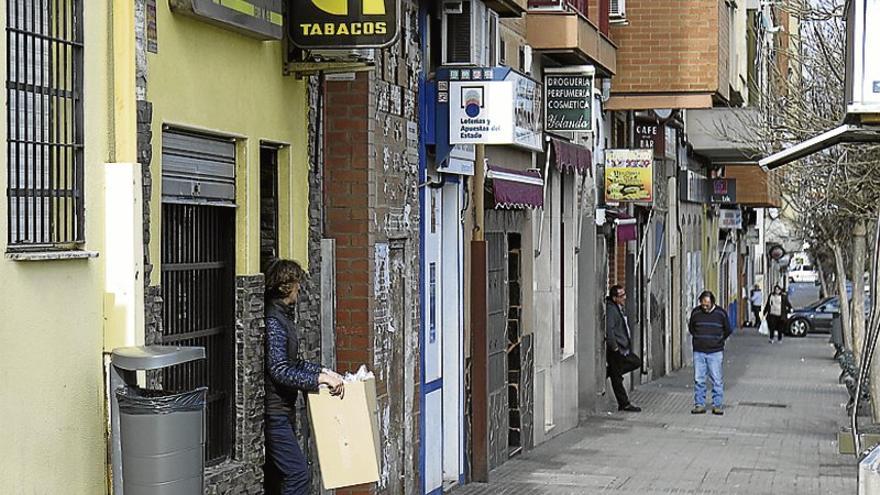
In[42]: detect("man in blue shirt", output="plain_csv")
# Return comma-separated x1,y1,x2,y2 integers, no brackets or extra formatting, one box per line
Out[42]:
688,290,733,415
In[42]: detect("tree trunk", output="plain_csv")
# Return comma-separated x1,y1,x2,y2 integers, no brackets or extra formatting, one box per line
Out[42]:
853,220,868,367
815,256,830,298
833,242,853,352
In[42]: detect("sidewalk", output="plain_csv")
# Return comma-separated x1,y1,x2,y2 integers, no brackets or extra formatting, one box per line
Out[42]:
454,329,857,494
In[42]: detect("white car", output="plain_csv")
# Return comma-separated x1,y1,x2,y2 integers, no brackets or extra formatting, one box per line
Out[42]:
789,265,819,283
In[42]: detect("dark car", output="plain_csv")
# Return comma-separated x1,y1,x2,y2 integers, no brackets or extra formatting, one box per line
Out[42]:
786,295,872,337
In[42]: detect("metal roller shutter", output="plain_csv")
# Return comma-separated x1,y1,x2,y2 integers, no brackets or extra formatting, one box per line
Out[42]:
162,129,235,204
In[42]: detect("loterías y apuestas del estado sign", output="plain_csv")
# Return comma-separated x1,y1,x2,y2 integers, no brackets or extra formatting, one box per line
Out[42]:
290,0,400,49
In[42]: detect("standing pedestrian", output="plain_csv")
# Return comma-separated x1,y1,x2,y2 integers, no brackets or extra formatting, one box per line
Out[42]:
605,285,641,412
750,284,763,327
263,259,346,495
688,290,732,415
763,285,791,343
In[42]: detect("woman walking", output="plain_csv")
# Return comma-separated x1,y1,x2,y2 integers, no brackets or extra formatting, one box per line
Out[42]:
763,285,792,343
264,259,345,494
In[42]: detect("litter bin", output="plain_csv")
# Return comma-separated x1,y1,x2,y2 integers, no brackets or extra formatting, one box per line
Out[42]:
110,346,206,495
831,312,844,347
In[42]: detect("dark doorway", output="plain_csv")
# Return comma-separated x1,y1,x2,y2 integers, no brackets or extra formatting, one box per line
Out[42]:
260,145,279,270
160,204,236,465
507,233,523,457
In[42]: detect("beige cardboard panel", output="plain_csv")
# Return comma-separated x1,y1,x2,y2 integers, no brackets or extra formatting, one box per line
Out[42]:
308,378,381,489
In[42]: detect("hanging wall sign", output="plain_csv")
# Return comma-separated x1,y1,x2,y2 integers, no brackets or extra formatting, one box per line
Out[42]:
449,81,515,146
710,178,737,204
604,149,654,203
719,209,743,229
289,0,400,49
544,67,594,132
170,0,284,40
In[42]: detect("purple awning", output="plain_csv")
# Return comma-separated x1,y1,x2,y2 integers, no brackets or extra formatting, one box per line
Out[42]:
487,166,544,209
550,138,591,174
617,215,637,242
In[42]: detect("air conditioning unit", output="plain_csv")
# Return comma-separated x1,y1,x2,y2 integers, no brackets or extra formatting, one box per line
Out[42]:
441,0,499,66
610,0,626,21
307,49,376,63
519,45,533,75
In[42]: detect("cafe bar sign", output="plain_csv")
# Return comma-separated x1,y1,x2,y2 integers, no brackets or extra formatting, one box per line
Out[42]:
290,0,400,49
544,66,595,133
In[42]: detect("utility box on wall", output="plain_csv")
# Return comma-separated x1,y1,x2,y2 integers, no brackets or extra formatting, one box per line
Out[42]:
846,0,880,120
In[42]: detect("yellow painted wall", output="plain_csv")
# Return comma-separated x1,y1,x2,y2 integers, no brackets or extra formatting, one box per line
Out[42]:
0,1,112,492
147,3,310,279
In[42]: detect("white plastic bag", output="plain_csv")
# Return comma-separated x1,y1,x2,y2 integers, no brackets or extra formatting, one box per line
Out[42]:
758,319,770,336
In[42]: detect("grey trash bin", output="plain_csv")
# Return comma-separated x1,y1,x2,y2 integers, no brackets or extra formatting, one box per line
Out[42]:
110,346,206,495
831,312,844,347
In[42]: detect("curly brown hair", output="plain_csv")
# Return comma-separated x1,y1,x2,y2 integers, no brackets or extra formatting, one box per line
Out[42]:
264,259,307,301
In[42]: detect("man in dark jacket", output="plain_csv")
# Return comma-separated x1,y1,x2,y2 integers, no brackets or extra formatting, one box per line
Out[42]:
688,290,733,415
605,285,641,412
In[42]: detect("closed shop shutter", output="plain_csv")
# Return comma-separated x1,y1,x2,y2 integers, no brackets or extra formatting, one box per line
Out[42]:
162,129,235,204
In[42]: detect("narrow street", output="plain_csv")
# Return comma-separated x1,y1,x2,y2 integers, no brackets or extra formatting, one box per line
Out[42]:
455,329,857,495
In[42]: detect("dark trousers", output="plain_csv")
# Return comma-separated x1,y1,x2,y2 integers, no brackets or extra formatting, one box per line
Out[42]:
265,414,311,495
767,315,785,341
751,305,762,326
606,349,632,408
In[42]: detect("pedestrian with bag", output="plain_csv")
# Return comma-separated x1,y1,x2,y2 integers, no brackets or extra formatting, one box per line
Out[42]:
263,259,346,495
689,290,732,415
763,285,791,343
605,285,642,412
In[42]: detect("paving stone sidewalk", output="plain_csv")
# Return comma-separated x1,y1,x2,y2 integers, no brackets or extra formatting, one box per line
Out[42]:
454,329,858,494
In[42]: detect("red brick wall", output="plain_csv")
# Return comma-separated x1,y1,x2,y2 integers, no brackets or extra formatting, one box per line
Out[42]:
609,0,720,95
324,75,372,374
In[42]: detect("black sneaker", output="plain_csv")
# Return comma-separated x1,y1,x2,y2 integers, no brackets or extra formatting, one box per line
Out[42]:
712,407,724,415
691,405,706,414
619,404,642,412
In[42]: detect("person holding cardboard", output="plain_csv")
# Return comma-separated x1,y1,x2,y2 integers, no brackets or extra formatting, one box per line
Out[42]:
264,259,345,495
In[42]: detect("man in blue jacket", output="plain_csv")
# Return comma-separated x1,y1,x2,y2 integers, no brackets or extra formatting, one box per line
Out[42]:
688,290,732,415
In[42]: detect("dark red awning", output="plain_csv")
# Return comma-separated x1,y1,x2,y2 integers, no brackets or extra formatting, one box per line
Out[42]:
550,138,591,174
487,165,544,209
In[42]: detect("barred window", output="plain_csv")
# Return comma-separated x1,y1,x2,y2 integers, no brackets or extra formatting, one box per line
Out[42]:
6,0,84,249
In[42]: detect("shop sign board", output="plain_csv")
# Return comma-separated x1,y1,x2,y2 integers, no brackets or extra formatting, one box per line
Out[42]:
449,72,543,151
171,0,284,40
544,68,594,132
634,120,667,158
719,209,743,230
604,149,654,203
289,0,400,49
710,178,737,204
679,169,708,203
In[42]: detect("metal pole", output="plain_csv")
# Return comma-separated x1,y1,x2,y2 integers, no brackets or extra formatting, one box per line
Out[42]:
470,143,488,481
474,144,486,241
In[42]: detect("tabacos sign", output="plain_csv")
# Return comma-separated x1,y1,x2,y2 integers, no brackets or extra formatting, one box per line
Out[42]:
290,0,400,49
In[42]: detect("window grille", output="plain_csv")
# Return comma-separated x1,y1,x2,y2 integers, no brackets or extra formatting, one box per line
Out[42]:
6,0,84,248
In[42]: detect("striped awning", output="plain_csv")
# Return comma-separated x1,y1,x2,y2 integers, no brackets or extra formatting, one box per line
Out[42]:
487,166,544,209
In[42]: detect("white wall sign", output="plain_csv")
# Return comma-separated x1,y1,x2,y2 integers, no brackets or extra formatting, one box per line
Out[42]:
450,81,513,145
719,209,743,230
449,77,543,151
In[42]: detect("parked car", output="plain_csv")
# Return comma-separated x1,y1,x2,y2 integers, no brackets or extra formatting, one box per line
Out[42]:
787,295,872,337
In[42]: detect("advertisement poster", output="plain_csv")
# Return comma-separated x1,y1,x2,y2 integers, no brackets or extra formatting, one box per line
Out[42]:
604,149,653,203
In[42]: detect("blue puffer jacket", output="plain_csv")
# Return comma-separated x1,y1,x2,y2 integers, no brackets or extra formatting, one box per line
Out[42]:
264,300,322,416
